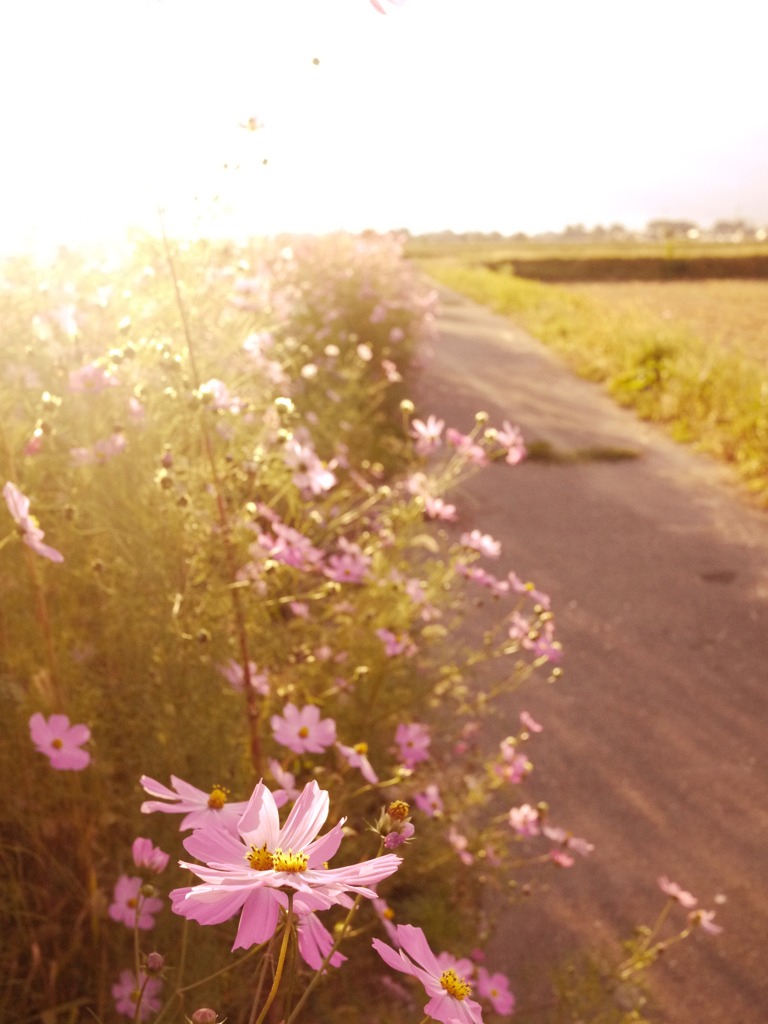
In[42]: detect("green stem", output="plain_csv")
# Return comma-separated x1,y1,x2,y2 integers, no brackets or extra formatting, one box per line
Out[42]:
639,899,673,953
285,842,386,1024
158,212,263,774
132,897,142,984
133,971,150,1024
252,899,295,1024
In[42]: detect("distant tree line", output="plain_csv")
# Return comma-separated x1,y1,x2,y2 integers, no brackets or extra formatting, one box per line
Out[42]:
406,219,767,245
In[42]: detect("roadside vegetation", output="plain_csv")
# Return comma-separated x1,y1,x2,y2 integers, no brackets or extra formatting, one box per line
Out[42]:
418,253,768,504
1,232,721,1024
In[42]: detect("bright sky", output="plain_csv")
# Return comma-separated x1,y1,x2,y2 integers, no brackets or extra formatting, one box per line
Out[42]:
2,0,767,254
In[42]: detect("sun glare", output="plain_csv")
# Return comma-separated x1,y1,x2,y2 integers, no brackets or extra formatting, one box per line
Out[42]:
1,0,767,257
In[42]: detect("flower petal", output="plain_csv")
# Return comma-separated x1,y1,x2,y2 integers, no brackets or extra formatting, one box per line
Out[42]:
279,780,329,850
232,887,285,949
396,924,443,976
171,883,249,926
239,780,281,848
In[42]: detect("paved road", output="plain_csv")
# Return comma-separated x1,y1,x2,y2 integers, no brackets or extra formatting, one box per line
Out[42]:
416,286,768,1024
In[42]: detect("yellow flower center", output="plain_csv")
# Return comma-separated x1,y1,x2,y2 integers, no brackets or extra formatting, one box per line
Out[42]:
388,800,410,821
272,847,309,873
127,897,138,909
208,784,230,809
246,843,275,870
298,726,310,738
52,738,64,749
440,968,472,1000
354,742,369,755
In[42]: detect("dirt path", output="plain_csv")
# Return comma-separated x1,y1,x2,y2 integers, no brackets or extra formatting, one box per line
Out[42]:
416,286,768,1024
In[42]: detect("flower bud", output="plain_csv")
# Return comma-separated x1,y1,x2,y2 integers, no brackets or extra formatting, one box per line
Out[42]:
190,1010,218,1024
144,951,165,974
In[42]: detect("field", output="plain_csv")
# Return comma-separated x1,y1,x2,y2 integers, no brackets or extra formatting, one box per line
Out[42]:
417,243,768,504
406,237,768,273
562,279,768,365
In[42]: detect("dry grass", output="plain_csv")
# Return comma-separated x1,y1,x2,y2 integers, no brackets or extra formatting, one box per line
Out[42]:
565,280,768,365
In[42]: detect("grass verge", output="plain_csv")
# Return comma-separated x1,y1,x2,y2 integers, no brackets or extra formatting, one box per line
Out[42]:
421,260,768,504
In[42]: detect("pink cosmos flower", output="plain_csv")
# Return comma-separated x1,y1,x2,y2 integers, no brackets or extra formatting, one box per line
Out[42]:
93,431,127,463
460,530,501,559
549,849,575,868
251,523,325,572
108,875,163,930
510,614,561,662
337,741,379,784
689,908,723,935
496,740,532,784
296,911,347,970
436,949,476,982
403,577,441,622
476,967,516,1015
406,471,430,497
197,378,241,413
4,482,64,563
377,628,417,658
446,428,488,466
384,821,415,849
423,496,458,522
508,804,540,837
395,722,431,768
29,712,90,770
458,564,510,596
530,623,562,663
382,358,402,383
24,429,44,456
658,876,697,908
373,924,484,1024
283,439,337,495
542,826,594,857
68,362,118,392
140,775,249,833
268,758,300,807
324,541,371,584
170,780,401,950
448,826,475,866
414,784,443,818
132,837,170,874
128,395,145,422
112,969,162,1020
218,659,270,695
271,702,337,754
373,897,400,942
507,572,550,610
495,420,526,466
520,710,543,733
508,611,532,643
370,0,406,12
411,415,444,455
